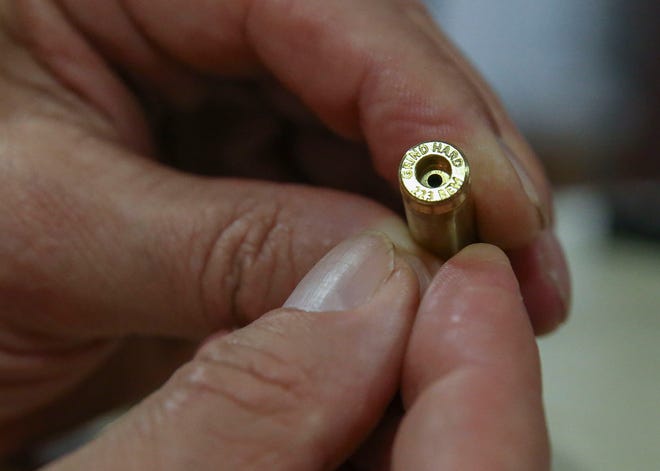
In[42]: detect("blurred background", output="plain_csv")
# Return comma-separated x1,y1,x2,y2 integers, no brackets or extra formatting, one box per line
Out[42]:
425,0,660,469
5,2,658,469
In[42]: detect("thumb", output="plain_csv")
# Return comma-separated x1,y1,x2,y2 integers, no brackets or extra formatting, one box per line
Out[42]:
45,233,421,471
6,121,432,340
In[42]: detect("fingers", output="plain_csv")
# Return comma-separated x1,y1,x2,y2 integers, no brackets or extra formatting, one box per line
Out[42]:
1,115,433,341
18,0,549,248
404,8,554,225
247,0,548,246
45,234,420,471
3,0,569,340
509,230,571,334
393,244,549,470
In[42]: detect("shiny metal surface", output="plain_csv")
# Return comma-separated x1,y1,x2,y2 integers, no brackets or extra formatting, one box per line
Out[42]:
398,141,476,259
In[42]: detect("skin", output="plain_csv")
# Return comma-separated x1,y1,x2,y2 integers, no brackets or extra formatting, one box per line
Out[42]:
0,0,563,467
44,244,548,471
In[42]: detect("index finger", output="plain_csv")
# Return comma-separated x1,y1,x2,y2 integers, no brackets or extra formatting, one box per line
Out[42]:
393,244,550,470
27,0,548,248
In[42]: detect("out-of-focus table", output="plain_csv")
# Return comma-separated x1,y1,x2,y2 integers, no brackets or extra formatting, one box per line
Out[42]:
541,187,660,470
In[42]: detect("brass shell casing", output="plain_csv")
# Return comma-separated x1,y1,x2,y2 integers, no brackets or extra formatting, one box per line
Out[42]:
398,141,476,259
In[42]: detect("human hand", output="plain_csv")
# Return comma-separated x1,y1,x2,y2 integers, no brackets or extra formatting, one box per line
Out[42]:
0,0,565,456
39,236,548,470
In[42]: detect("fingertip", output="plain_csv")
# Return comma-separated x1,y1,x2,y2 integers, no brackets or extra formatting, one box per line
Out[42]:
454,243,510,265
401,237,542,403
397,244,551,471
425,243,519,299
497,137,552,229
473,170,544,249
509,230,571,336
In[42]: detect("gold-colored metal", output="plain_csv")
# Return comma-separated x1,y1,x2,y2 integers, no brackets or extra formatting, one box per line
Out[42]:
398,141,476,259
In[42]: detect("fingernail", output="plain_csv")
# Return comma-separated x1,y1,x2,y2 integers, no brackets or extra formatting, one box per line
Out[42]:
369,218,440,294
537,230,571,321
498,138,551,229
283,233,396,312
458,243,510,264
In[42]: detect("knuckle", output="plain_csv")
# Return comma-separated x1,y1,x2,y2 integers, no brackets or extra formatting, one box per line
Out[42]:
170,328,314,418
198,197,297,329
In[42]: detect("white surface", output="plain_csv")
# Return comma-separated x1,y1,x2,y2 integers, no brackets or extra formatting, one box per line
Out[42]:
424,0,640,142
541,187,660,470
